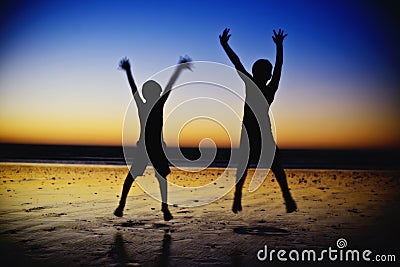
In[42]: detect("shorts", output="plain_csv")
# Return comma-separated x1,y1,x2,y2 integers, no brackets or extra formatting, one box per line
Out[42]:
130,140,171,177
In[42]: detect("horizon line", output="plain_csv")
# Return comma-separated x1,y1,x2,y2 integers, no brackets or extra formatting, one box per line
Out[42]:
1,142,400,151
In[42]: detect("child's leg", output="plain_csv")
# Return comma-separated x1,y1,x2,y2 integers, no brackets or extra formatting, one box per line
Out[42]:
232,129,248,213
270,147,297,213
114,171,136,217
155,172,173,221
233,163,247,213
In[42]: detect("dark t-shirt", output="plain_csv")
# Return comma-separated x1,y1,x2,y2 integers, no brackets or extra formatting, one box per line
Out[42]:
239,72,276,166
135,93,170,176
240,72,274,137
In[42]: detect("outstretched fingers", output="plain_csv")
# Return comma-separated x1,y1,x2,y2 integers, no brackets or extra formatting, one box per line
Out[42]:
219,28,231,43
278,29,287,38
178,55,193,71
280,28,288,39
224,28,231,37
179,55,192,64
119,57,131,70
272,28,287,44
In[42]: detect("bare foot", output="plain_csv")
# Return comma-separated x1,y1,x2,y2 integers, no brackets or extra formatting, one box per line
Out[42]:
114,206,123,217
232,197,242,214
285,198,297,213
162,208,173,221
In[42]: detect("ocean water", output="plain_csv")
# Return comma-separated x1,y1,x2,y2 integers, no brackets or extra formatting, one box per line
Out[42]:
1,144,399,170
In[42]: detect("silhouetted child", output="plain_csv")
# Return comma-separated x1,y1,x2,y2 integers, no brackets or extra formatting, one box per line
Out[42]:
114,56,192,221
219,28,297,213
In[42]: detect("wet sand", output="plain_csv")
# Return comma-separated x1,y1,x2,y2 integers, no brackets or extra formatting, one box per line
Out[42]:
0,163,399,266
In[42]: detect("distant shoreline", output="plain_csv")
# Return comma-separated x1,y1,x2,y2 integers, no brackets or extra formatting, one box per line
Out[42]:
1,143,399,170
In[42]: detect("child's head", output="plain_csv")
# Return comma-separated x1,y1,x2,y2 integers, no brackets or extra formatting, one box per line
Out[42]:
142,80,162,103
252,59,273,83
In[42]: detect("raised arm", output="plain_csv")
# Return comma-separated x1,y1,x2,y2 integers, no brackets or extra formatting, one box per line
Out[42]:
219,28,251,78
119,57,143,106
162,56,192,99
269,29,287,94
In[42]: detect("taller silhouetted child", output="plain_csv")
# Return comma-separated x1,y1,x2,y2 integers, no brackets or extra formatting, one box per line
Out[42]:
219,28,297,213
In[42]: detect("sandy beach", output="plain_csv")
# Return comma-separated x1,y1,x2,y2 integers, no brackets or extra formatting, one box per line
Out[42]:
0,163,399,266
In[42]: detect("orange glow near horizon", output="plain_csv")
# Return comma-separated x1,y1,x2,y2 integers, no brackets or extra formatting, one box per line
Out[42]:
1,103,399,149
176,118,233,148
1,68,399,149
0,113,124,146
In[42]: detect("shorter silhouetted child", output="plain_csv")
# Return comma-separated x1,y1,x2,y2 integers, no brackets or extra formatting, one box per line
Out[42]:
115,56,192,221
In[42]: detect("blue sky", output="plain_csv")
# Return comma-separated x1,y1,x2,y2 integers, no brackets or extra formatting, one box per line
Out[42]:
0,0,399,148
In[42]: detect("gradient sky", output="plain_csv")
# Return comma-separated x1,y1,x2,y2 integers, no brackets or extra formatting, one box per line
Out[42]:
0,0,399,149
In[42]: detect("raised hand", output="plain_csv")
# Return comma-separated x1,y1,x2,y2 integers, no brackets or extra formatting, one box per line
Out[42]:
119,57,131,71
178,55,193,71
272,29,287,45
164,55,192,95
219,28,231,45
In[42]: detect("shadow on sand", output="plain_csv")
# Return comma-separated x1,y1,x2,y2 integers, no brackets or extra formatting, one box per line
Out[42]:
110,231,171,267
233,226,290,236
